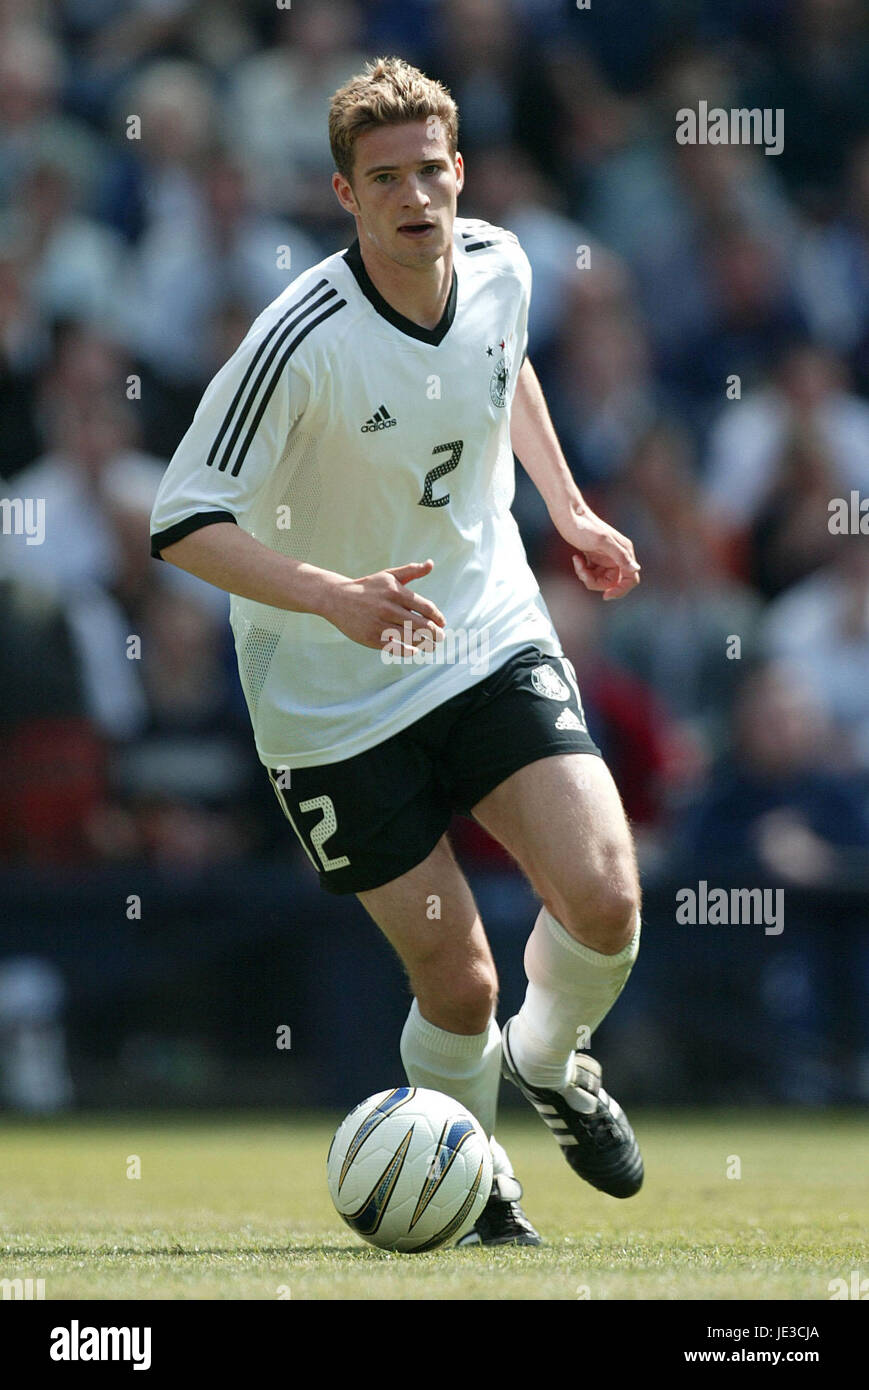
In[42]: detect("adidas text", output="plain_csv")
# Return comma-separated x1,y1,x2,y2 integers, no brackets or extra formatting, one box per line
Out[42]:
361,405,397,432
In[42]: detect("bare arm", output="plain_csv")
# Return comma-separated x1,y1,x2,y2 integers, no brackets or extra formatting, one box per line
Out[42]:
510,358,641,600
159,522,445,653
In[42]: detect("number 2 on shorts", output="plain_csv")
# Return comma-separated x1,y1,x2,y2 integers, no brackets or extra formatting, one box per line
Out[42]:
299,795,351,871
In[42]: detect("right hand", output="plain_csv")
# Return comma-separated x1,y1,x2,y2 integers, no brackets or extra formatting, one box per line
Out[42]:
321,559,446,655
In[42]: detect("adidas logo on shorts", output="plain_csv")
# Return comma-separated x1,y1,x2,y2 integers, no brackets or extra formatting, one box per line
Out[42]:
555,707,584,732
361,404,397,432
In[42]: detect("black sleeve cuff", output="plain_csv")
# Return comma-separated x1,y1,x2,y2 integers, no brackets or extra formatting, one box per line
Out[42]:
150,510,237,560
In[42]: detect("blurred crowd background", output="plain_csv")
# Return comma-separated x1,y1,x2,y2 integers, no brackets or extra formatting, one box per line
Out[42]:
1,0,868,1112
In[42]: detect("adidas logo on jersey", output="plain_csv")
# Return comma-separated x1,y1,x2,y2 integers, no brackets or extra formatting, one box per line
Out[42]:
361,404,397,432
555,707,585,732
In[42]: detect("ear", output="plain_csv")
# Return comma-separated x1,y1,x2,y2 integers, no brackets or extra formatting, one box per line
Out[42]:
454,151,465,195
332,170,359,216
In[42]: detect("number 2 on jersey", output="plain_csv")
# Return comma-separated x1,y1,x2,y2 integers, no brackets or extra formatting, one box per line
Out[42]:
419,440,463,508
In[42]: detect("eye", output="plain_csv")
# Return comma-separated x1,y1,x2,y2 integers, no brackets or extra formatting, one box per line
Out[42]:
374,172,394,183
421,164,441,175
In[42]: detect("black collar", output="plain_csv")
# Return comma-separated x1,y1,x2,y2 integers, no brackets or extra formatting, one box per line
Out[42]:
343,239,457,346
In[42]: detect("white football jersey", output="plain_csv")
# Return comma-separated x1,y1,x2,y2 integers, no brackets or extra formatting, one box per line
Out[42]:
150,216,561,767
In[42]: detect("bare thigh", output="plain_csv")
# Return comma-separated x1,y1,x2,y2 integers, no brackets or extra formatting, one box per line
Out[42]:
471,754,640,953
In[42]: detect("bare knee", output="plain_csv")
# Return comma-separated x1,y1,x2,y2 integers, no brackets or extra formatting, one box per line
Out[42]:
413,954,498,1034
545,863,639,955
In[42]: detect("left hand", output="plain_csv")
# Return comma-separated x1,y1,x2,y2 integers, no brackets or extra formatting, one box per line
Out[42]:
553,501,641,601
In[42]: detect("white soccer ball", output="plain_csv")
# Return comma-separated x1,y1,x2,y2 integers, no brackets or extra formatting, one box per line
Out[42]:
327,1087,493,1252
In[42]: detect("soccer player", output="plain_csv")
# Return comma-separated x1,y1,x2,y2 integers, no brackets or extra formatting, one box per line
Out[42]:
150,57,644,1245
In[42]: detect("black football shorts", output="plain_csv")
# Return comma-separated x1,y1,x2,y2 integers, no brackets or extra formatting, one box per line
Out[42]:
267,644,601,895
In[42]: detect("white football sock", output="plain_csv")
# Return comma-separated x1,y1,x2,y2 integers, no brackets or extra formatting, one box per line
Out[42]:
489,1136,515,1179
510,906,641,1090
400,998,502,1139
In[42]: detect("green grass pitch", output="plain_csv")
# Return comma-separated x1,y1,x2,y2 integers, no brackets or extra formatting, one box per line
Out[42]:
1,1110,866,1300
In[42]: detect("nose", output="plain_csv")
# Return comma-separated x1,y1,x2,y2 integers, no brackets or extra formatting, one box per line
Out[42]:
402,174,430,207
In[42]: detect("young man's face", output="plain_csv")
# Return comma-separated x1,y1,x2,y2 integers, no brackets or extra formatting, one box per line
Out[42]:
333,118,464,268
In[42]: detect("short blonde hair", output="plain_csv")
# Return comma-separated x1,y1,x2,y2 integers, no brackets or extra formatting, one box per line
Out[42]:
329,56,458,182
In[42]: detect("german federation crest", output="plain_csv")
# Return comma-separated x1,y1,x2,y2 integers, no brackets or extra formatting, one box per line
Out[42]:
489,354,510,408
531,664,571,701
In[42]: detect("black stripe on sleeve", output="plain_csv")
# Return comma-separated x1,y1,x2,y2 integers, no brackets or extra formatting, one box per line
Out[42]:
215,286,340,472
230,299,347,476
216,288,341,474
205,279,329,473
150,510,237,559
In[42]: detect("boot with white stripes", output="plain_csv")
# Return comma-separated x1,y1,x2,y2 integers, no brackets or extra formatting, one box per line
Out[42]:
455,1172,543,1247
501,1018,643,1199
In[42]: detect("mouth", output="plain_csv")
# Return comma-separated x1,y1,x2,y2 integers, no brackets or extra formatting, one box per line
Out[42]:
398,222,435,239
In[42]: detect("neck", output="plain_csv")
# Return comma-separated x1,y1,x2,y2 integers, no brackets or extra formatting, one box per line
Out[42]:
356,232,454,331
